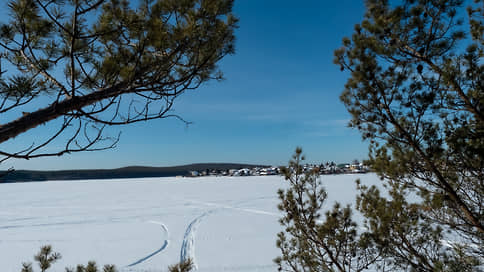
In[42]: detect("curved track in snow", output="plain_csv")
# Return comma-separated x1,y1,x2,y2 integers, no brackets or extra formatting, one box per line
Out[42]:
180,210,217,270
178,197,278,270
126,221,170,267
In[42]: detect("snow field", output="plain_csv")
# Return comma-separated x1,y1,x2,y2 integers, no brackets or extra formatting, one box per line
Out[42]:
0,174,381,271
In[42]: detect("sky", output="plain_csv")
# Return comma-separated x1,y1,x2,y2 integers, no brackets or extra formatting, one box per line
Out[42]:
1,0,369,170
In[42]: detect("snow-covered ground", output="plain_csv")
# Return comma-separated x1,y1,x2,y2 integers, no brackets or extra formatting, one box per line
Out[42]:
0,174,381,272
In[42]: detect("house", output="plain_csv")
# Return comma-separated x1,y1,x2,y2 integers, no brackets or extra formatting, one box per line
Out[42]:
189,171,199,177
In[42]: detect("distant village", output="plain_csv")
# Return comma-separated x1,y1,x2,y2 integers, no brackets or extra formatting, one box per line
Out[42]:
187,160,370,177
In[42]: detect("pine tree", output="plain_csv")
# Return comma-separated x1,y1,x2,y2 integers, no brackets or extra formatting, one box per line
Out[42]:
277,0,483,271
21,245,194,272
275,148,379,272
168,259,194,272
0,0,237,162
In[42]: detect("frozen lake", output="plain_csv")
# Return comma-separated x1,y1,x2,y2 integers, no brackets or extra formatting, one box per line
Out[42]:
0,174,381,272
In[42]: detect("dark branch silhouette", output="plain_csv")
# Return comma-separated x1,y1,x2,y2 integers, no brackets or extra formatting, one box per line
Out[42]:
0,0,237,162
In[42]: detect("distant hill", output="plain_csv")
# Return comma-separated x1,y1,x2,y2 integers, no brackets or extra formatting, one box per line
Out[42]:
0,163,268,183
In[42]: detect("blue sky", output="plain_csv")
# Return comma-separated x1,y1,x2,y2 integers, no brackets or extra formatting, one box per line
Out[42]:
1,0,369,170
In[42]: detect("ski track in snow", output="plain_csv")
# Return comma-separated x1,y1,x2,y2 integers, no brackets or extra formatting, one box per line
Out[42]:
126,221,170,267
179,197,278,270
180,209,219,270
188,198,279,217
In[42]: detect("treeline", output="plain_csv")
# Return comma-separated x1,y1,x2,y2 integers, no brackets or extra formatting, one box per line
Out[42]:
0,163,267,183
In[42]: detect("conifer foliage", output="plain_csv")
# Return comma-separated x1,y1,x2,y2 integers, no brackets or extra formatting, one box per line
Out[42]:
277,0,483,271
21,245,116,272
168,259,195,272
21,245,194,272
0,0,237,162
275,148,380,272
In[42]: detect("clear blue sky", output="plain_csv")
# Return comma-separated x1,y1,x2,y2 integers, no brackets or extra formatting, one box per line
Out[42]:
1,0,369,170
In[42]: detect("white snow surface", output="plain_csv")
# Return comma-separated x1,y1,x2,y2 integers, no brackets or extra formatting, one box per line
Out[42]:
0,174,382,272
